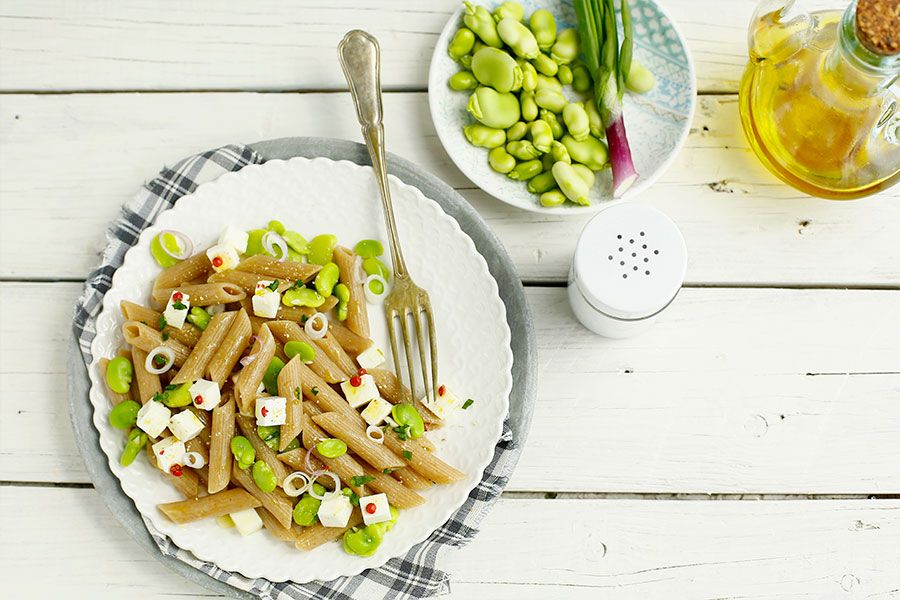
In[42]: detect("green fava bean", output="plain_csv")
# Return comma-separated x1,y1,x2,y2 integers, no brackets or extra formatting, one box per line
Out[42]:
471,47,522,94
150,232,183,268
284,437,301,452
448,27,475,61
583,98,605,138
534,73,563,93
391,403,425,439
187,306,211,331
257,425,280,450
343,526,382,557
267,220,286,235
571,163,596,188
160,382,192,408
317,438,348,458
557,64,573,85
314,262,340,297
282,287,326,308
308,234,338,266
334,283,350,321
571,63,593,92
539,109,564,138
284,340,316,363
354,239,384,259
529,9,557,51
282,230,309,255
552,161,591,206
120,428,148,467
532,53,558,76
467,87,520,129
488,146,516,174
362,257,390,280
561,134,609,170
550,140,571,163
492,1,525,22
106,356,134,394
263,357,285,395
463,2,502,48
627,60,656,94
527,170,558,194
541,151,556,171
448,70,478,91
459,54,473,70
507,159,543,181
231,436,256,470
534,89,566,113
109,400,140,430
293,494,321,526
367,506,399,537
540,189,567,207
506,140,541,160
497,17,539,59
518,59,538,91
245,229,267,256
251,460,277,493
563,103,591,141
550,28,579,64
463,123,506,149
519,90,538,122
529,119,553,153
506,121,528,142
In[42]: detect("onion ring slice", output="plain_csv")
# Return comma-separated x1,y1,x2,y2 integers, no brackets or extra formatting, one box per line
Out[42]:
145,346,176,375
308,471,341,499
262,231,289,262
158,230,193,261
305,313,328,340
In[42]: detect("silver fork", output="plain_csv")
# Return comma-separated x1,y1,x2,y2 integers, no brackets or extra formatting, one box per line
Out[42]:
338,29,438,409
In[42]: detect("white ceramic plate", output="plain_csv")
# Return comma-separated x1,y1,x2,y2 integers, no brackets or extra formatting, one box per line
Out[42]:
428,0,696,214
88,157,513,583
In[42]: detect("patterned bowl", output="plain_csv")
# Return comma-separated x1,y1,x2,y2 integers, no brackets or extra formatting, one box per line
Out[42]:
428,0,696,214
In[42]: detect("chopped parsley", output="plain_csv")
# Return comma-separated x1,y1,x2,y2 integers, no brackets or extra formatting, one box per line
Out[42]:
267,279,280,292
157,315,167,330
348,491,360,506
392,424,411,441
172,301,187,310
151,392,165,403
462,399,474,410
153,355,168,368
350,475,375,487
402,450,413,460
161,332,170,341
294,386,302,401
311,386,319,396
382,469,393,474
164,384,177,392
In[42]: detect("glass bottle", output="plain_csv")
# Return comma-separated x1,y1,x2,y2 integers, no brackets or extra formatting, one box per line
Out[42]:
739,0,899,199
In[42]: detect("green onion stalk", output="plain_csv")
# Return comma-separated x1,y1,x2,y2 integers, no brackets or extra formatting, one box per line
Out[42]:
575,0,637,197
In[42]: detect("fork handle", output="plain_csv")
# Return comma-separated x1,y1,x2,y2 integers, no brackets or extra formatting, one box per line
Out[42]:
338,29,408,277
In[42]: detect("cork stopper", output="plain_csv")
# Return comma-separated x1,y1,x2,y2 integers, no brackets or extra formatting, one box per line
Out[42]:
856,0,900,55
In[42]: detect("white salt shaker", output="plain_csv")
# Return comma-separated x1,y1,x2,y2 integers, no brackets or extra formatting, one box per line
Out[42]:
568,203,687,338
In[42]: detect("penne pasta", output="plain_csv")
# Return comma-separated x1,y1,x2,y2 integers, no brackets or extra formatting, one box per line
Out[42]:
333,246,370,338
208,269,273,294
158,489,261,524
277,447,327,475
312,411,406,472
297,414,370,497
327,319,374,355
122,321,191,367
98,358,131,406
297,363,362,424
276,355,304,451
257,507,302,543
120,300,201,348
361,465,426,509
146,441,201,498
294,509,364,552
279,296,338,322
233,324,276,414
206,309,252,385
235,415,293,485
390,467,433,491
235,254,321,282
383,429,465,484
231,463,294,529
152,282,246,309
207,396,236,494
170,311,236,384
130,347,162,404
154,252,212,292
269,320,347,383
369,367,442,428
311,332,357,378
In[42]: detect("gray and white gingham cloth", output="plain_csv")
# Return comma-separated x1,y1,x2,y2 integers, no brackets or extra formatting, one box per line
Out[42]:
73,144,517,599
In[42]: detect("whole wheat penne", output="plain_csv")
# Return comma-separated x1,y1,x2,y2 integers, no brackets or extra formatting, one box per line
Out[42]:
269,321,347,383
257,507,302,543
328,320,374,355
298,416,370,497
185,437,209,463
297,363,362,424
391,467,433,490
99,358,130,406
369,367,442,428
277,447,327,474
122,321,191,367
207,309,252,385
276,356,304,451
312,412,406,471
152,282,246,309
154,252,212,292
383,429,465,484
279,295,339,322
146,441,200,498
130,347,162,404
171,311,236,384
207,396,235,494
120,300,201,347
158,489,261,524
208,269,273,294
234,324,275,414
232,463,294,528
361,465,426,508
312,333,357,378
333,246,369,338
294,509,363,551
235,415,292,484
236,254,321,282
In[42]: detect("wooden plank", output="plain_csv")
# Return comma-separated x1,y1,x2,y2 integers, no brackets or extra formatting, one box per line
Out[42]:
1,487,898,598
0,0,836,93
3,282,899,493
1,93,898,285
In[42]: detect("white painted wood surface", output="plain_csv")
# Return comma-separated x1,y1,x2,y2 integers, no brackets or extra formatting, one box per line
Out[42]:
1,0,898,597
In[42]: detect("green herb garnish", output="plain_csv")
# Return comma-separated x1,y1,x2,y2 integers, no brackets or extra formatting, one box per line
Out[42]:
267,279,280,291
392,424,411,441
462,399,474,409
350,475,375,487
157,315,167,330
402,450,413,460
172,301,187,310
311,386,319,396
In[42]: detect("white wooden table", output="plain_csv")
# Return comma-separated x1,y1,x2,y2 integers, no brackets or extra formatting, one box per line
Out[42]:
1,1,899,597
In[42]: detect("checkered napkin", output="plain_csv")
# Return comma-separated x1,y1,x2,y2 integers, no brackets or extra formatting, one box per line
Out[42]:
73,144,517,599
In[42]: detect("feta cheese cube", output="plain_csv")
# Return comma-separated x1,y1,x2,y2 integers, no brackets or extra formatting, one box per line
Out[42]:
190,378,221,410
359,493,392,526
229,507,263,536
255,396,286,426
136,400,171,438
218,225,249,255
152,436,186,473
163,291,190,329
252,280,281,319
356,346,385,370
360,398,393,426
168,409,205,442
340,374,380,409
206,243,240,273
421,385,461,420
317,493,353,528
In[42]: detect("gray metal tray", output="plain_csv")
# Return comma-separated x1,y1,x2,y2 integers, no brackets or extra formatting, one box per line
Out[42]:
67,137,537,598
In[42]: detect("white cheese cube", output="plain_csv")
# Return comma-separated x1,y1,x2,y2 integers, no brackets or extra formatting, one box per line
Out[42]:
136,400,171,438
163,291,190,329
152,436,186,473
252,281,281,319
356,346,385,370
190,378,221,410
255,396,286,426
421,385,461,420
229,507,263,536
206,243,240,273
359,493,391,526
340,374,380,409
218,225,249,255
168,409,205,442
317,493,353,528
360,398,393,426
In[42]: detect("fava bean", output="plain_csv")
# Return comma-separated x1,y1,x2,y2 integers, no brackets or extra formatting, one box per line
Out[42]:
506,121,528,142
550,140,571,163
532,53,558,76
257,425,280,450
448,70,478,91
448,27,475,61
463,122,507,149
541,152,556,171
463,2,502,48
367,505,399,537
106,356,134,394
557,64,573,85
150,232,183,268
563,102,591,141
507,159,543,181
539,189,567,207
267,220,286,235
245,229,267,256
492,1,525,22
120,428,148,467
506,140,541,160
187,306,211,331
529,120,553,152
529,9,557,51
497,17,539,59
343,526,382,557
308,234,338,265
282,230,309,255
252,460,277,493
467,87,520,129
284,436,301,452
158,382,192,408
362,257,390,280
571,163,596,187
534,89,566,113
471,47,522,93
282,287,326,308
534,73,563,93
317,438,348,458
527,171,558,194
519,90,538,122
459,54,473,70
571,62,593,92
354,239,384,259
518,59,538,91
263,357,285,396
285,340,316,363
583,97,605,138
561,134,609,170
391,403,425,439
109,400,140,430
550,28,579,64
627,60,656,94
293,494,321,526
231,436,256,470
314,262,340,297
552,161,591,205
334,283,350,321
488,146,517,174
539,109,564,138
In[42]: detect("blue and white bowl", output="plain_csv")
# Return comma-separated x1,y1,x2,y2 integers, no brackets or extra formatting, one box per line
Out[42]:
428,0,696,214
